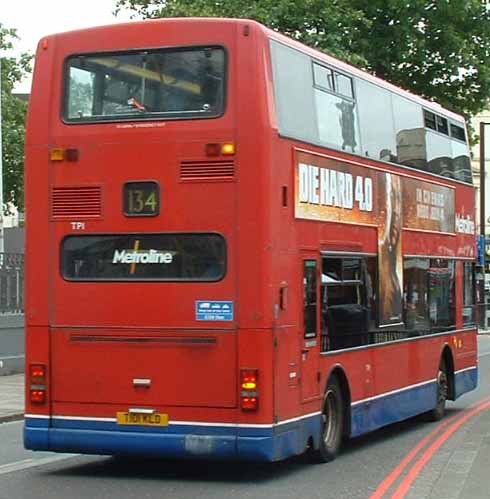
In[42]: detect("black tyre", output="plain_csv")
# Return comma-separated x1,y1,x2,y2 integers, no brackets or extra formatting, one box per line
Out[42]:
309,376,344,463
425,358,448,422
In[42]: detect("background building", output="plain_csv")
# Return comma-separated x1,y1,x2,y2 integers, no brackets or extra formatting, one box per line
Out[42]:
470,111,490,235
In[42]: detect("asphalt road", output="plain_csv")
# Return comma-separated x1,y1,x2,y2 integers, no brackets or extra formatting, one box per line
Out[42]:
1,336,489,499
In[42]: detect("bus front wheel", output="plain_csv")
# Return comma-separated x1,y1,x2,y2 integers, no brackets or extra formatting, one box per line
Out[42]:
310,376,344,463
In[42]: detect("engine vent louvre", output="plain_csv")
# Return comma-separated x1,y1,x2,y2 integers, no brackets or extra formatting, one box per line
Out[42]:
51,186,102,219
180,160,235,181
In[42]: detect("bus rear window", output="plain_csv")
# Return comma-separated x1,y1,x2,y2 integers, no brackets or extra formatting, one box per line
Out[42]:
62,233,226,281
64,46,226,122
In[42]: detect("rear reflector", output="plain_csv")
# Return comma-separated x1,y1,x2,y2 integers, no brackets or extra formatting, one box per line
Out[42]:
65,148,79,162
205,143,221,157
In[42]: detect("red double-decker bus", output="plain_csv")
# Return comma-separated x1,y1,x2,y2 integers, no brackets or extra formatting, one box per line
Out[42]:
24,18,477,463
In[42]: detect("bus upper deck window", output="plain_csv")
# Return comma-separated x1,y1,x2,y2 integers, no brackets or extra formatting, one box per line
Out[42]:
64,46,226,123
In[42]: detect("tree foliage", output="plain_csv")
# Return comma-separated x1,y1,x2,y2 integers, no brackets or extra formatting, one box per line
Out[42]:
0,24,32,213
116,0,369,65
115,0,490,117
347,1,490,118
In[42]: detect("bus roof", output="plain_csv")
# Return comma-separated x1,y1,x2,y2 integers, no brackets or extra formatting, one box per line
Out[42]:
40,17,465,124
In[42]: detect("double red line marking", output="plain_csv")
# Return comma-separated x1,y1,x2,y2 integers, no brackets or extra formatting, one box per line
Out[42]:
370,397,490,499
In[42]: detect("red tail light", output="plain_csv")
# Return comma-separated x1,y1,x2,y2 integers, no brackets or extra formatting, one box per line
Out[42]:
29,364,47,405
30,390,46,404
241,396,258,411
240,368,259,411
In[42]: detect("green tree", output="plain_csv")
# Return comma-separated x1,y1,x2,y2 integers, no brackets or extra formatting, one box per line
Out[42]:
68,73,94,119
348,0,490,118
115,0,490,117
0,24,32,213
116,0,368,65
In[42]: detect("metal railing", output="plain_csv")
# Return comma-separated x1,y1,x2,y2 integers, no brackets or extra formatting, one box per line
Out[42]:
0,253,24,314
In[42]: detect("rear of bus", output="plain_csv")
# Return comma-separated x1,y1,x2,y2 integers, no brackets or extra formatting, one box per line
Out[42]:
24,19,276,460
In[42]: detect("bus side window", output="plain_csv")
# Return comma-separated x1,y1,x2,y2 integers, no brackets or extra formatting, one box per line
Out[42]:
321,284,329,351
303,260,317,339
321,257,370,351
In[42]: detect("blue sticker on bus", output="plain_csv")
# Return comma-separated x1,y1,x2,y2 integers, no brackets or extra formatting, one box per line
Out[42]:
196,301,234,321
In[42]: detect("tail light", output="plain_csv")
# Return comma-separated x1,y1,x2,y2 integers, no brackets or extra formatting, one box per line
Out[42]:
240,368,259,411
49,147,79,162
29,364,47,404
205,142,236,157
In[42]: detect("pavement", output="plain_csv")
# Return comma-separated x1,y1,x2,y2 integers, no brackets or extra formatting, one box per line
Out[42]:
0,373,24,423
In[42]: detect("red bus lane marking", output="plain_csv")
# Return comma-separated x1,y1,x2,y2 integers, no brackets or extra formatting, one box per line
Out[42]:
370,398,490,499
391,399,490,499
369,418,452,499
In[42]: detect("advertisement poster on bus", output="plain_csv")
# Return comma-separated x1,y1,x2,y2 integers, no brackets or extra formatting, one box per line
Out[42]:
294,152,378,226
294,150,456,327
377,172,403,325
402,178,455,233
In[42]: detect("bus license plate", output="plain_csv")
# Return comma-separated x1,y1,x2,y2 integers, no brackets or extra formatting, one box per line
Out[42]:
116,412,169,427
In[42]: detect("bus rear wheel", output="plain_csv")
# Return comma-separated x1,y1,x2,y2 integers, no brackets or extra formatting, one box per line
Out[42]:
426,359,448,421
310,376,344,463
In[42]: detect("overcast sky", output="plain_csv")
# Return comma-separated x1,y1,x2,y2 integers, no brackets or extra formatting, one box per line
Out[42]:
2,0,135,92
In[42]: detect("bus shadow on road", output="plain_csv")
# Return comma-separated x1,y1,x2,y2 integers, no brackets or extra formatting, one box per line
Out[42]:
43,453,314,483
42,407,466,483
